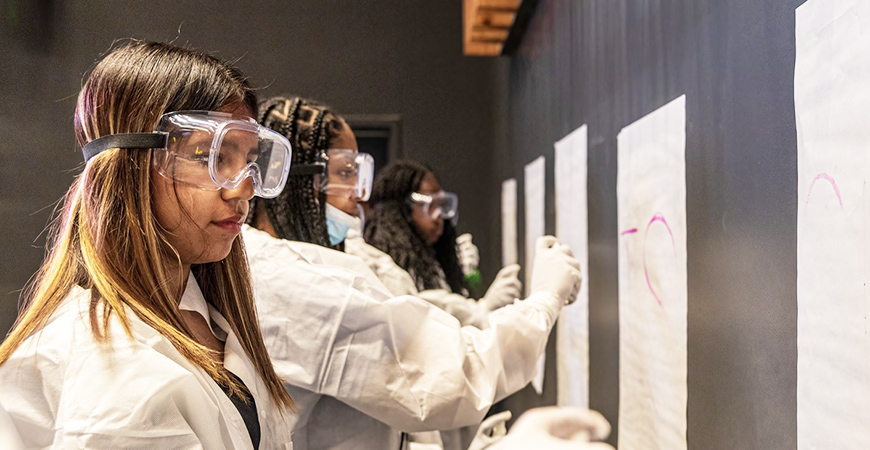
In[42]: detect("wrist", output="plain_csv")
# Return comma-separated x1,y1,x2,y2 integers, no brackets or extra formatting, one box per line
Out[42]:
525,291,563,321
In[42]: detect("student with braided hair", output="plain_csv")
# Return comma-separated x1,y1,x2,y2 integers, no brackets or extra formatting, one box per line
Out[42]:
249,96,334,246
248,97,514,328
242,95,584,450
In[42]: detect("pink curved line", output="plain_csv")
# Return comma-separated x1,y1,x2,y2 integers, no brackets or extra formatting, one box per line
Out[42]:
807,172,844,209
643,213,676,307
621,228,638,236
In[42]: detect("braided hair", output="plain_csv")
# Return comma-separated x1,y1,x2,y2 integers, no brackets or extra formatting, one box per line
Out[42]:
365,161,468,294
250,96,345,247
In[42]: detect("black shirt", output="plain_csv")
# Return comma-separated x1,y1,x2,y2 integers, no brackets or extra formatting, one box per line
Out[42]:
219,371,261,449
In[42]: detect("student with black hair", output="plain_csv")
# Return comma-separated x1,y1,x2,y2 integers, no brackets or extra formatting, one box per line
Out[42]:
242,95,584,450
362,160,523,325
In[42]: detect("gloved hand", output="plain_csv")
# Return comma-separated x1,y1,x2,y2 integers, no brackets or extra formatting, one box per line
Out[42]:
489,407,614,450
479,264,522,312
456,233,480,276
530,236,582,305
466,410,512,450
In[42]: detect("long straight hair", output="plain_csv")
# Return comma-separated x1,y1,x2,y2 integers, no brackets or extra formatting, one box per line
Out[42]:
0,41,294,411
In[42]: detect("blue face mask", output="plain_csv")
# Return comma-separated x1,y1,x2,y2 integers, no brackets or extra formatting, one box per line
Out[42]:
325,203,358,246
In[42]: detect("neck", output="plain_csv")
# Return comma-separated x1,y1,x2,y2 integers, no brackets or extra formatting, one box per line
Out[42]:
253,203,279,238
163,260,192,304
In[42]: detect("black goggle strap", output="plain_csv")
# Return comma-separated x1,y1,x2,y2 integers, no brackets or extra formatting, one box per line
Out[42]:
289,162,327,176
81,132,169,163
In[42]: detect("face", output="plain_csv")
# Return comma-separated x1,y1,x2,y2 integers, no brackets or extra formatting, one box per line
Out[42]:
151,102,255,266
411,172,444,246
323,122,360,216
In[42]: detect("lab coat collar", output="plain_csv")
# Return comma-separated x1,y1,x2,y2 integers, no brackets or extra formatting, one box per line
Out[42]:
176,271,261,402
209,302,262,403
177,272,226,341
178,272,264,412
178,272,210,328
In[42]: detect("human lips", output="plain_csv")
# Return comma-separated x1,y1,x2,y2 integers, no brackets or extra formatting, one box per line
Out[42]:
213,215,243,233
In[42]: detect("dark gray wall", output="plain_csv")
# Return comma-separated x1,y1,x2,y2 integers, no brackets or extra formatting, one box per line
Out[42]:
493,0,803,448
0,1,502,337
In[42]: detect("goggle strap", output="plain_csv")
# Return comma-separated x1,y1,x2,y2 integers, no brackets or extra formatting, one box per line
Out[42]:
290,163,327,176
82,132,169,163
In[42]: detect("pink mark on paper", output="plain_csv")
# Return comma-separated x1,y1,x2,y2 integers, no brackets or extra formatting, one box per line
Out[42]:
643,213,676,307
620,228,638,236
806,172,844,209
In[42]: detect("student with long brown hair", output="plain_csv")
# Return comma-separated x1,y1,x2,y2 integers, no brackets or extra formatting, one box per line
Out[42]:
0,41,295,449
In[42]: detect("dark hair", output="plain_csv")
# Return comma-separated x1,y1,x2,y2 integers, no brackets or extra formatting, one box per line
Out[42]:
364,160,468,294
251,96,346,246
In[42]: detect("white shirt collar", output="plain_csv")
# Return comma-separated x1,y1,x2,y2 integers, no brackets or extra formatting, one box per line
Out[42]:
176,271,256,394
178,271,227,341
178,272,209,322
175,271,266,430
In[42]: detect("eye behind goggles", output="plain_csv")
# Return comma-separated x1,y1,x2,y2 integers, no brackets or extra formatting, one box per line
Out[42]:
289,149,375,202
409,191,459,223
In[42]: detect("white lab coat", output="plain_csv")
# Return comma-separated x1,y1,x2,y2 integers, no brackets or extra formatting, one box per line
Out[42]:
0,273,294,450
243,225,563,450
344,234,491,328
343,233,493,450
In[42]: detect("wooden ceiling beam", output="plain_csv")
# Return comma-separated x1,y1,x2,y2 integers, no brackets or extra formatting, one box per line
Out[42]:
463,0,521,56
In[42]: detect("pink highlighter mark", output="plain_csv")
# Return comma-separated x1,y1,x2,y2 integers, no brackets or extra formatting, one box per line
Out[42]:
643,213,676,307
806,172,844,209
621,228,638,236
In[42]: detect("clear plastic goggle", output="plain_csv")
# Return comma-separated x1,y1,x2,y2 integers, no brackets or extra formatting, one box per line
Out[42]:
291,149,375,202
81,111,293,199
409,190,458,221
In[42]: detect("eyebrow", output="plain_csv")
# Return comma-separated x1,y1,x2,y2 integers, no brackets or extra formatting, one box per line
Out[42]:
221,139,260,154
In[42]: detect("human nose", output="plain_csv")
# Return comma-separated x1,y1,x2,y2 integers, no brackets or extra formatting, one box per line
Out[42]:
221,175,255,202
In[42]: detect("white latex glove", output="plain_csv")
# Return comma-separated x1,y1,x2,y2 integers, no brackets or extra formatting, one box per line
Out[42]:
456,233,480,276
530,236,582,305
466,410,512,450
489,407,614,450
480,264,522,312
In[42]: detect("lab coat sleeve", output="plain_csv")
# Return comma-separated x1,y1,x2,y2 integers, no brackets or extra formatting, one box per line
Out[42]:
0,323,234,450
345,236,492,328
344,236,420,297
253,243,562,433
415,289,491,329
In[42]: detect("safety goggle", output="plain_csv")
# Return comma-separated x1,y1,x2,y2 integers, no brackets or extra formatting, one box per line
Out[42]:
290,149,375,202
409,191,458,221
81,111,293,199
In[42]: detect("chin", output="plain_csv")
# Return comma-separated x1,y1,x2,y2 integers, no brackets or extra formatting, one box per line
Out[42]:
196,244,235,264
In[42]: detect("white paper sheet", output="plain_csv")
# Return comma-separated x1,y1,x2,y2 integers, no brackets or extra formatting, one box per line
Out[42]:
617,95,687,450
501,179,518,267
554,125,590,408
524,156,547,395
796,1,870,447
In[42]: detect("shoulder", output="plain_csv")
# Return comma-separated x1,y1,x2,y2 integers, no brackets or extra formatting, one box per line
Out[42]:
2,286,203,386
346,237,419,296
345,235,388,260
242,225,301,265
0,288,218,443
